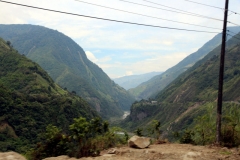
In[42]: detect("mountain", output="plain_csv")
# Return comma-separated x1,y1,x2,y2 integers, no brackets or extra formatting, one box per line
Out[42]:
129,27,240,100
0,38,98,152
113,72,162,90
122,33,240,136
0,24,135,119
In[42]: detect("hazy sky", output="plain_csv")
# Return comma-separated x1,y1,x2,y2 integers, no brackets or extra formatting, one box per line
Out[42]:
1,0,240,78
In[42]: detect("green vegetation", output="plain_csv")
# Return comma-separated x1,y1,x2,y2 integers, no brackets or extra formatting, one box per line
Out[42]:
0,38,99,154
122,33,240,144
0,24,135,119
129,26,240,100
178,102,240,147
30,117,128,160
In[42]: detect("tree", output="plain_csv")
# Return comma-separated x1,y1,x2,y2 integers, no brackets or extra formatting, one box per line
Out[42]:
147,120,161,139
134,128,143,136
69,117,89,142
193,104,215,145
6,41,11,46
90,117,103,136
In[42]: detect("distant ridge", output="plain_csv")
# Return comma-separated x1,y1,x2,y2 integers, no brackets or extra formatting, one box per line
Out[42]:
113,72,162,90
129,26,240,100
122,32,240,134
0,24,135,119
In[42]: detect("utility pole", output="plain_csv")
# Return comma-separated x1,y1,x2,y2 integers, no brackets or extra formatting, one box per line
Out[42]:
216,0,229,144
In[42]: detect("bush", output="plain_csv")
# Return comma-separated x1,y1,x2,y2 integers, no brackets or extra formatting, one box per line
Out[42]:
30,117,127,160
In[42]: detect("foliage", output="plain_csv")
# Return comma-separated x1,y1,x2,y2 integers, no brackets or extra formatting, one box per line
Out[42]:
149,120,161,140
30,117,127,160
191,104,215,145
122,33,240,140
0,38,98,154
179,130,194,144
134,128,143,137
129,27,240,100
0,24,135,118
178,103,240,147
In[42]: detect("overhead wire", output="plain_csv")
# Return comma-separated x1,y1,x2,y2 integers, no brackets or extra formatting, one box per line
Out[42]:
182,0,240,25
74,0,222,30
0,0,220,34
119,0,223,22
227,33,240,41
142,0,223,21
184,0,223,10
184,0,240,16
1,0,240,61
228,30,240,37
144,0,240,27
228,21,240,27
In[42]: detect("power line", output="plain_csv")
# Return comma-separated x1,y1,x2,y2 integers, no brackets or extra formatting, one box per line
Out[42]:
184,0,223,10
0,0,219,34
142,0,223,21
228,21,240,27
227,33,240,41
144,0,240,27
75,0,222,30
184,0,240,17
119,0,223,22
228,30,240,37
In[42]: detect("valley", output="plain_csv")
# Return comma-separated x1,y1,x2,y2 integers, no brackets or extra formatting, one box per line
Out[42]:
0,12,240,160
0,24,135,119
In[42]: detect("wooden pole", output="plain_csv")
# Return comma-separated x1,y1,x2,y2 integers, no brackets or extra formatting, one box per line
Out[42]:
216,0,229,144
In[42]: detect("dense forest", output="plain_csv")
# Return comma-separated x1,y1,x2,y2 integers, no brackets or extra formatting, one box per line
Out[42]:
0,24,135,119
0,38,100,154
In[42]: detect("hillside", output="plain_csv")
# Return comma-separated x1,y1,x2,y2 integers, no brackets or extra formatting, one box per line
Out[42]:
113,72,162,90
0,24,135,119
0,38,98,153
129,27,240,100
122,33,240,136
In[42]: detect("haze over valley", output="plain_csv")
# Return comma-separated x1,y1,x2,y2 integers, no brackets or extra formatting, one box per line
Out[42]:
1,0,240,159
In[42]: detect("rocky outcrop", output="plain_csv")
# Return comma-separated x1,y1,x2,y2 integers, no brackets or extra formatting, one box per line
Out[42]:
0,152,26,160
128,136,150,149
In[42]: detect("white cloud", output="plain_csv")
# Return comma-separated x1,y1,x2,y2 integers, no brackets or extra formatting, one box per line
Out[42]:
98,56,112,63
85,51,98,62
126,71,133,76
1,0,239,78
142,38,174,46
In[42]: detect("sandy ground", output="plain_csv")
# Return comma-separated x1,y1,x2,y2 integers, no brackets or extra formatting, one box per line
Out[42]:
44,143,240,160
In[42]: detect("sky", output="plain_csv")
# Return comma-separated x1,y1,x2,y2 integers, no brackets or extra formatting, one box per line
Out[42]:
0,0,240,78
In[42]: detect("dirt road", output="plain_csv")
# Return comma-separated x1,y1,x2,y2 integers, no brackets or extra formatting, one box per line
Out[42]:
44,143,240,160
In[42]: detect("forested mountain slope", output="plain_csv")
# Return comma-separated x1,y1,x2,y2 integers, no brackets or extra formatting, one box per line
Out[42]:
129,27,240,100
0,38,98,152
0,24,135,118
122,33,240,135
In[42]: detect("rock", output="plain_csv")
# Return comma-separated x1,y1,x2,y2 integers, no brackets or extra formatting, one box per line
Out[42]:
183,152,201,160
128,136,150,149
107,148,117,154
0,152,26,160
